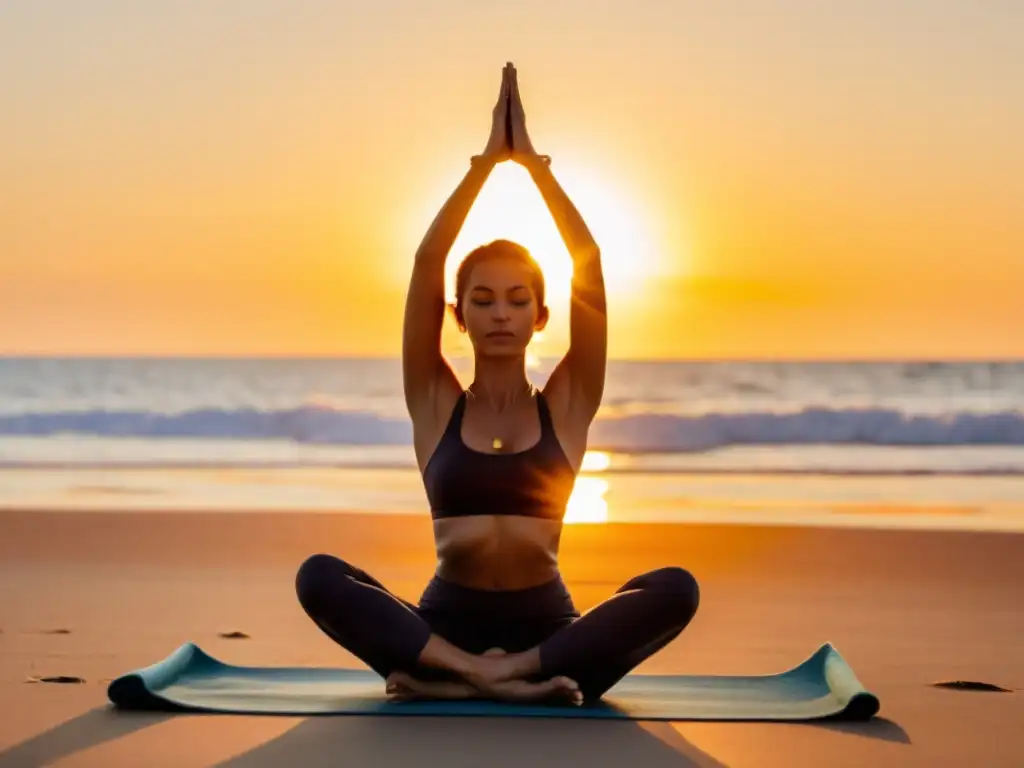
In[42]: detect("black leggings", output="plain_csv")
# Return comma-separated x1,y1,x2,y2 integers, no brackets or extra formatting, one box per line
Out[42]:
295,554,699,701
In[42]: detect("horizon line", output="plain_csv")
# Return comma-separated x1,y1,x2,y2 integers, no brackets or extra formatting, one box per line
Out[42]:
2,352,1023,365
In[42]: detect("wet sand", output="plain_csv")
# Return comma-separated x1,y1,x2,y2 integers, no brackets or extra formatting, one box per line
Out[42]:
1,509,1022,767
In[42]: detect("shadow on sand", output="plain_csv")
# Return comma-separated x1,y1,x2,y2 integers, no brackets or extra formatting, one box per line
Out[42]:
0,706,171,768
816,715,911,745
214,715,728,768
0,705,911,768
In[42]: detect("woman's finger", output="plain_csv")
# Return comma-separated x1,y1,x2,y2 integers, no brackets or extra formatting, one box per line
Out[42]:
495,66,507,105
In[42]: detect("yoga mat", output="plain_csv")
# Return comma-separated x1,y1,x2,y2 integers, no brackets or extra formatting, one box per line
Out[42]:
107,641,879,721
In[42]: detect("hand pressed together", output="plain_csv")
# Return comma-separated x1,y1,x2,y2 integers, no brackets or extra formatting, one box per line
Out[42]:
479,64,513,162
477,62,550,167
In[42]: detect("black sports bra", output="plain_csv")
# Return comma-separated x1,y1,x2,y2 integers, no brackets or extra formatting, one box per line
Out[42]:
423,391,577,521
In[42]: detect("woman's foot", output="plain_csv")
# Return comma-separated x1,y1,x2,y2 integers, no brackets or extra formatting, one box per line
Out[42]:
485,675,583,705
474,647,582,705
385,671,476,702
386,648,583,706
385,670,581,705
468,646,541,688
385,650,510,702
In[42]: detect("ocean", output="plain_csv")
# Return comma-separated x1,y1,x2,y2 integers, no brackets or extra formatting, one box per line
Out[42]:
3,357,1024,529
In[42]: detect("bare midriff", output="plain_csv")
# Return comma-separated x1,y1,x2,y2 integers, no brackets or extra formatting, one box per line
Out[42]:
433,515,563,590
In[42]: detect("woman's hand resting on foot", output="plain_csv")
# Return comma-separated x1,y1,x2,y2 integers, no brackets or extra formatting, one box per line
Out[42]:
385,648,583,705
464,648,583,705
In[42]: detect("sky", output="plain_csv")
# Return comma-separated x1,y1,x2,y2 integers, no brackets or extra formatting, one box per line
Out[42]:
1,1,1022,360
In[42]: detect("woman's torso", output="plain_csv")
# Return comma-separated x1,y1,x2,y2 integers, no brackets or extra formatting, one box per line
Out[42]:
415,388,585,591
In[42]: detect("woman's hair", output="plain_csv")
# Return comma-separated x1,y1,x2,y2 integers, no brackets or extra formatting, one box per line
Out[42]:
453,239,547,322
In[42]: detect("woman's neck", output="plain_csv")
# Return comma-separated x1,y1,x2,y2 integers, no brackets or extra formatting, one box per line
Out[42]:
469,355,533,411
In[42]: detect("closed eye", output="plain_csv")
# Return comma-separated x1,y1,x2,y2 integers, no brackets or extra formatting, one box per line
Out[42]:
508,288,532,307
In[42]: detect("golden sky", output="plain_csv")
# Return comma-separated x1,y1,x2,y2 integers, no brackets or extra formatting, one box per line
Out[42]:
2,2,1022,359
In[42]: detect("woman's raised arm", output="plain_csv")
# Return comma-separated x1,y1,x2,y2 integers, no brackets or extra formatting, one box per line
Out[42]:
402,66,512,422
507,67,607,422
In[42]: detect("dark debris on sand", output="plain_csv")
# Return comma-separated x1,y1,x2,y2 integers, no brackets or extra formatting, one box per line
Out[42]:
26,675,86,684
42,628,72,635
218,630,251,639
931,680,1013,692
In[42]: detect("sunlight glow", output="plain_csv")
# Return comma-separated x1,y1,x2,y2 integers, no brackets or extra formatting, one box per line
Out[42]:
580,450,611,472
564,477,609,524
445,162,658,305
525,331,544,370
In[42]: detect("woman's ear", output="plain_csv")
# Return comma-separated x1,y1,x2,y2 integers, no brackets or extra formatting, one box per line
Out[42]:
448,302,466,332
535,304,550,331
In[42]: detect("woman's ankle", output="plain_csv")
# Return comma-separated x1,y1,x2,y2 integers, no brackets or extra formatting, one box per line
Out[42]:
508,647,542,679
416,634,479,678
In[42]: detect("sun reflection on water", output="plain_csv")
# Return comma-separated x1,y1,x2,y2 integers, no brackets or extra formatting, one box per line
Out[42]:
564,451,611,524
581,450,611,472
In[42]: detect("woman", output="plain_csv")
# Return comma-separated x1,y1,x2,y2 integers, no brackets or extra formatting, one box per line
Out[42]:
296,63,699,705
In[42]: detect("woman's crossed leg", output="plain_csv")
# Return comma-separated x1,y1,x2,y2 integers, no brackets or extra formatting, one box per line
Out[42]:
295,554,699,703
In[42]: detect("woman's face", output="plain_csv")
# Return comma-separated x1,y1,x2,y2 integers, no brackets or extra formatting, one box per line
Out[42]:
459,257,547,357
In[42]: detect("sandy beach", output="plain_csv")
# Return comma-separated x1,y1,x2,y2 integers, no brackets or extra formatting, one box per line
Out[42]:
1,509,1022,767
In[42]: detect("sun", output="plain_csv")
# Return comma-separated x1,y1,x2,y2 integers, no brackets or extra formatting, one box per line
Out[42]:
444,162,658,307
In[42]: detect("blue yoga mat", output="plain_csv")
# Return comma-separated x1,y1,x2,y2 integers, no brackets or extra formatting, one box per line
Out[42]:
107,641,879,721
